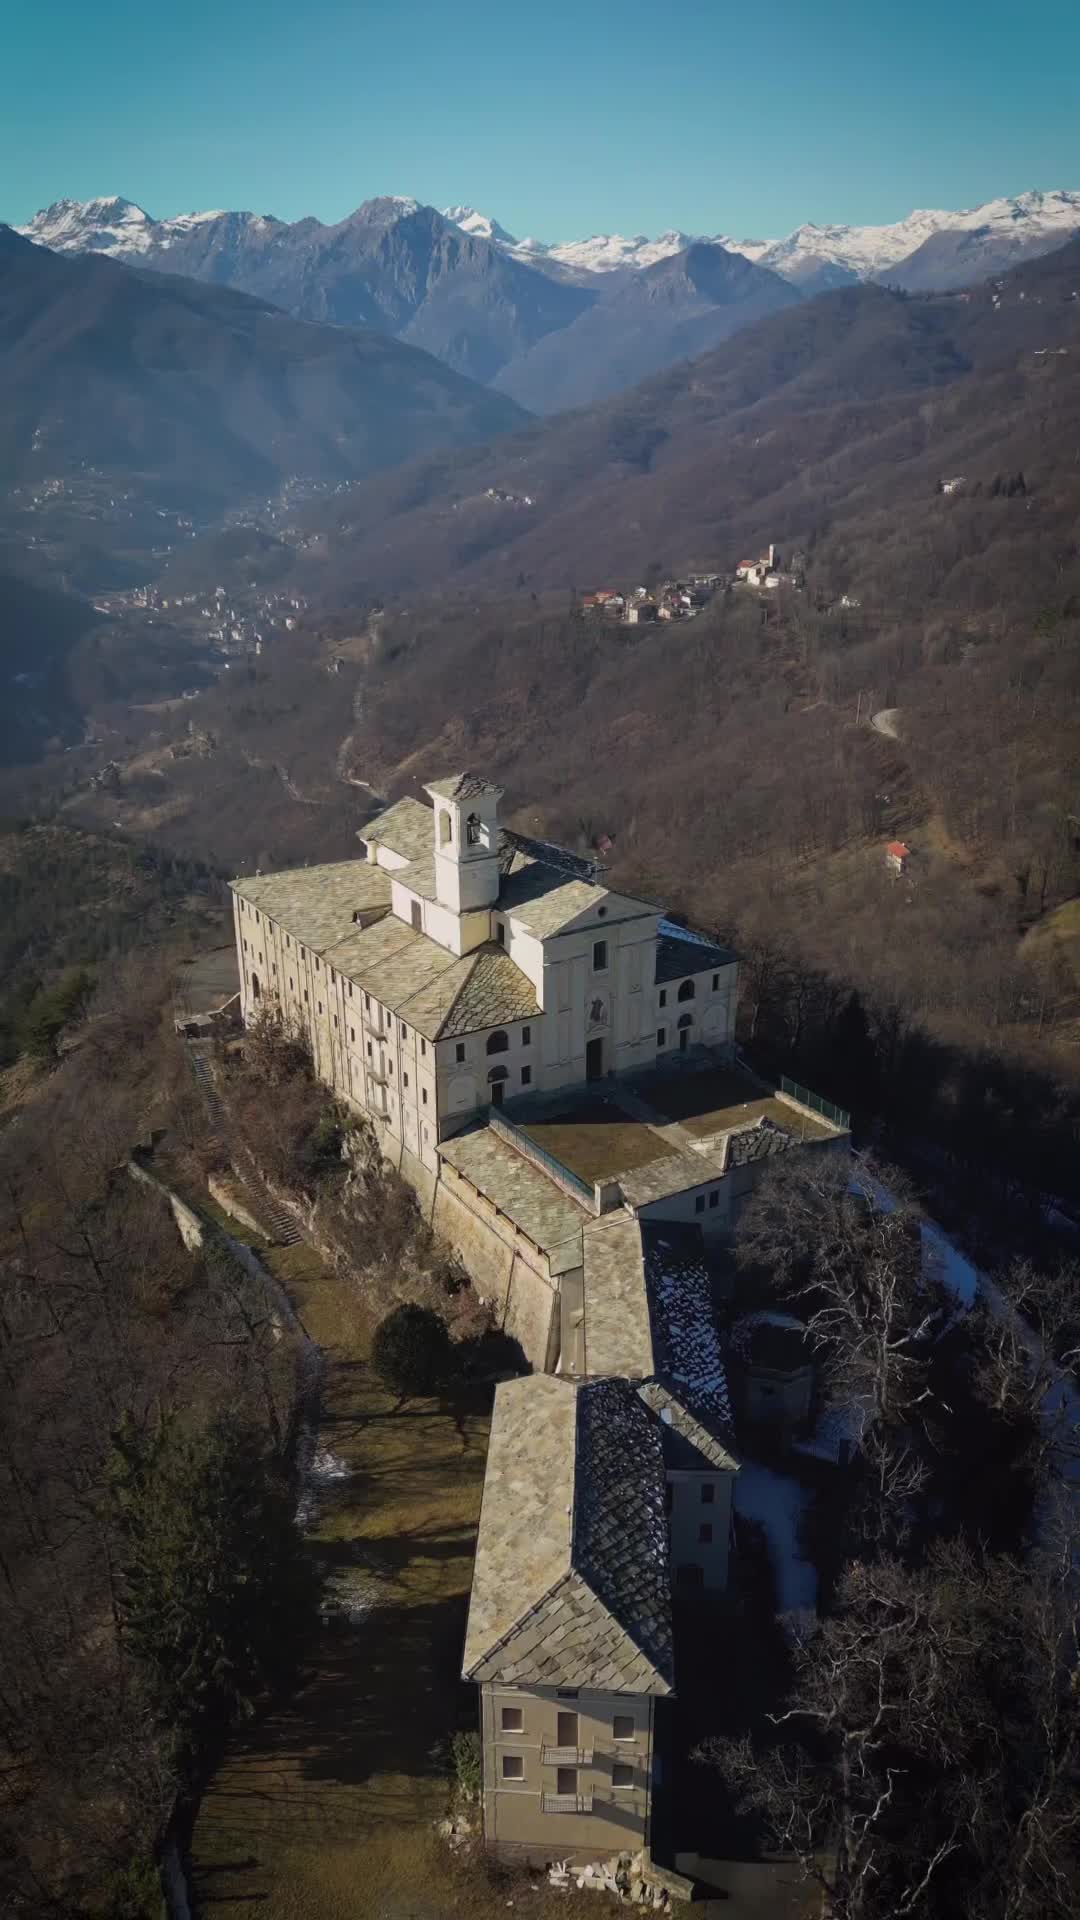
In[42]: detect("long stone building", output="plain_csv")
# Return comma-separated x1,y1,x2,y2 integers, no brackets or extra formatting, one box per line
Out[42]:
232,772,849,1868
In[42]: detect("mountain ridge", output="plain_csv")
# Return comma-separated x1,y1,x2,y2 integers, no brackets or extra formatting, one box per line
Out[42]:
22,186,1080,295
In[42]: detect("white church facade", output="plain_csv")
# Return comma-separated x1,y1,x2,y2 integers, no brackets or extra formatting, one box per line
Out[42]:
231,774,738,1176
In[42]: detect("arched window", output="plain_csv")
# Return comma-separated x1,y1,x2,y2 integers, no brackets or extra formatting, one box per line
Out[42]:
439,810,453,846
250,972,261,1000
466,812,482,847
677,979,696,1002
487,1065,509,1083
677,1012,693,1030
486,1029,509,1055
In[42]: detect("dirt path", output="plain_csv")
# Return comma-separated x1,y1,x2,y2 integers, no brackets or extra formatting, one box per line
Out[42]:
190,1250,613,1920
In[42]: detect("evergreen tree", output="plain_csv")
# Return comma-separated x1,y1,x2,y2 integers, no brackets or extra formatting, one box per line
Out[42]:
109,1413,316,1775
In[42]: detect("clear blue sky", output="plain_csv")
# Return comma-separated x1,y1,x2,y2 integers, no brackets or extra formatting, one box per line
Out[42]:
5,0,1079,239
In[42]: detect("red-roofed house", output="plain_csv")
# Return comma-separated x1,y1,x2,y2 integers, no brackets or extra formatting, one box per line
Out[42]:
885,841,911,875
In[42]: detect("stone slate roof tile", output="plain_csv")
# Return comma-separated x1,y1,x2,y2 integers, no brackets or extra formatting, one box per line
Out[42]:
358,796,434,865
426,772,504,801
640,1221,735,1443
654,918,738,984
462,1375,673,1696
231,861,392,954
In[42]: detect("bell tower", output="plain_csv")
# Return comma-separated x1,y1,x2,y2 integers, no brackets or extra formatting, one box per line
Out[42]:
425,774,504,916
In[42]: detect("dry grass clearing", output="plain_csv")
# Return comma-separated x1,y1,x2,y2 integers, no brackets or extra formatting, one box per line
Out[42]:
191,1244,618,1920
517,1096,670,1184
644,1068,837,1143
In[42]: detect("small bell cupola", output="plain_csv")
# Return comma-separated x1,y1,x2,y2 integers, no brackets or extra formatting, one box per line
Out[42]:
425,774,504,917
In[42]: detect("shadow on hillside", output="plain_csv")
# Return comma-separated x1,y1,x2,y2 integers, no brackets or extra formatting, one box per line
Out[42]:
193,1584,473,1907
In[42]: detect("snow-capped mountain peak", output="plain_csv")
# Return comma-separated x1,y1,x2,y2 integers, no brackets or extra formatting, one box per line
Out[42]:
442,205,520,247
16,186,1080,296
19,195,157,256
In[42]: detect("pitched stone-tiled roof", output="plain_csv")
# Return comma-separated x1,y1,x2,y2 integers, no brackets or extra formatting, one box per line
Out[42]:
640,1222,736,1455
437,1124,585,1273
462,1375,673,1696
726,1117,796,1166
230,861,391,953
655,918,737,984
581,1216,654,1379
358,796,434,865
426,773,504,801
438,945,540,1037
618,1145,729,1208
574,1379,672,1687
638,1382,739,1473
324,918,538,1043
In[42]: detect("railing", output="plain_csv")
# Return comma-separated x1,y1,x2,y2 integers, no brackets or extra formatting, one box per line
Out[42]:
542,1793,594,1815
780,1077,850,1133
488,1108,596,1209
541,1745,595,1767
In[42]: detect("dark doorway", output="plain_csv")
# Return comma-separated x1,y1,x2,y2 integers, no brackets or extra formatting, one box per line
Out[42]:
586,1037,605,1081
677,1013,692,1053
491,1081,505,1108
250,972,261,1001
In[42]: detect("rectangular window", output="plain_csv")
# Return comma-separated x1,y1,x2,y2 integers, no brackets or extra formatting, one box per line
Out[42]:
501,1706,524,1733
403,1072,409,1088
255,912,260,925
695,1194,705,1213
612,1763,634,1789
657,1028,666,1048
658,989,667,1008
556,1710,578,1747
522,1025,531,1046
556,1689,579,1700
701,1482,715,1505
521,1066,532,1086
388,1060,393,1075
333,1014,338,1029
420,1038,426,1057
501,1754,524,1781
289,978,294,991
593,940,607,971
495,922,505,945
401,1022,407,1039
699,1522,714,1544
613,1715,635,1741
350,1028,355,1043
455,1042,466,1063
556,1767,577,1796
712,972,720,990
422,1088,428,1105
315,958,320,971
347,982,352,997
304,990,309,1004
365,993,371,1011
708,1189,719,1209
317,1001,323,1015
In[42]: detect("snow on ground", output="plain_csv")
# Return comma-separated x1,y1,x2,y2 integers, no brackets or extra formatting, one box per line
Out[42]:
735,1460,817,1620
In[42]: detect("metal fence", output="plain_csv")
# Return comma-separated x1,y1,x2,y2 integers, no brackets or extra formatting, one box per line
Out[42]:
780,1076,851,1133
488,1107,596,1207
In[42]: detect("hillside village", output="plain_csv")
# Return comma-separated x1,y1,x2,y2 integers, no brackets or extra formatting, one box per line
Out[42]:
580,546,804,626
